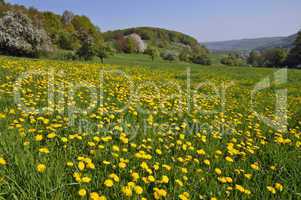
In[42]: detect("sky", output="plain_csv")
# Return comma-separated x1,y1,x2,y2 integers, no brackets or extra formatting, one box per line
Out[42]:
7,0,301,42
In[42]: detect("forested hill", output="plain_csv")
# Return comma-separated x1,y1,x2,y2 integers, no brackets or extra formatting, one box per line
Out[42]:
104,27,208,54
203,33,298,52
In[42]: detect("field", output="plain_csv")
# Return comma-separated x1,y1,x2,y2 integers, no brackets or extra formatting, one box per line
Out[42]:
0,55,300,200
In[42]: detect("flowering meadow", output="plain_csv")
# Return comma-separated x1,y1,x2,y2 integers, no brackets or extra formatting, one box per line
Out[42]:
0,56,300,200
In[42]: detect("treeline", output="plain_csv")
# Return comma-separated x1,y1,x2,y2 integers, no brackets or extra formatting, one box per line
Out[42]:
220,31,301,68
0,1,211,65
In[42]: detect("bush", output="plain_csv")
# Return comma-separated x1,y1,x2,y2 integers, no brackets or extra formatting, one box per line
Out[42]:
161,50,178,61
221,53,244,66
0,11,51,57
191,54,211,65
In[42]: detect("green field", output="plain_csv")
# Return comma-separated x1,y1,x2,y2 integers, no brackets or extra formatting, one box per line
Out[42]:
0,55,300,200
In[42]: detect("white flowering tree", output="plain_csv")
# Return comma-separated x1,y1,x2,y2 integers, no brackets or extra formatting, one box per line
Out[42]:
0,11,51,57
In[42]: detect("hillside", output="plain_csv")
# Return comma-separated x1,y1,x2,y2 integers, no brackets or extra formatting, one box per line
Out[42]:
104,27,208,54
203,33,298,52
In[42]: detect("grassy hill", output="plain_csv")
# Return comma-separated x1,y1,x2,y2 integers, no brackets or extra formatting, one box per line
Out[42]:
104,27,208,54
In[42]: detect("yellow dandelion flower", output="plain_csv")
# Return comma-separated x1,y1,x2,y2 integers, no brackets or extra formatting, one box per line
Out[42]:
78,188,87,197
36,164,46,173
104,179,114,187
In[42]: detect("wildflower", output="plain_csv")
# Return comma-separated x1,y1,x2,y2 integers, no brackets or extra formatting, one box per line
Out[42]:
78,189,86,197
179,192,190,200
225,156,234,162
131,172,140,181
39,147,49,154
215,168,222,175
35,134,43,141
160,175,169,184
134,186,143,195
122,186,132,197
0,157,7,165
203,159,210,166
267,186,276,194
275,183,283,191
109,173,120,182
148,175,155,182
119,162,127,169
251,163,260,170
78,161,85,171
235,184,245,193
156,149,162,155
104,179,114,187
36,164,46,173
82,177,91,183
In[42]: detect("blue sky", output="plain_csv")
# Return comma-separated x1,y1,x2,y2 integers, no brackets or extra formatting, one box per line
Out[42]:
7,0,301,42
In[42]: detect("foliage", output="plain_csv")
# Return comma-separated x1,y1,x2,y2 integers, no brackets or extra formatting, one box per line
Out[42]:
144,46,159,61
286,32,301,68
76,35,97,60
191,54,211,65
104,27,209,55
247,50,264,67
261,48,287,67
0,3,103,56
221,53,245,66
97,43,114,63
0,11,51,57
179,48,192,62
161,50,178,61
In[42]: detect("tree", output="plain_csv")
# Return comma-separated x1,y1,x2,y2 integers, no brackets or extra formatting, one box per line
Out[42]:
97,44,114,63
179,48,192,62
191,53,211,65
0,11,51,57
262,48,287,67
247,50,264,67
62,10,74,25
286,32,301,68
124,37,138,53
161,50,178,62
144,46,159,61
221,53,244,66
76,35,97,60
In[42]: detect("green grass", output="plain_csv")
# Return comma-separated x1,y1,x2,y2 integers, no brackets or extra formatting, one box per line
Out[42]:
0,55,300,200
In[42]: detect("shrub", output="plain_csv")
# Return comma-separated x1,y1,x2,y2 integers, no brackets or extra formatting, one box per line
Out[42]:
191,53,211,65
0,11,51,57
161,50,178,61
221,53,244,66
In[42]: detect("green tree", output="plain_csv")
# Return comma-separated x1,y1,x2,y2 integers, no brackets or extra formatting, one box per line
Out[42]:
221,53,244,66
97,44,114,63
286,32,301,68
179,48,192,62
247,50,264,67
191,53,211,65
144,46,159,61
262,48,287,67
76,35,97,60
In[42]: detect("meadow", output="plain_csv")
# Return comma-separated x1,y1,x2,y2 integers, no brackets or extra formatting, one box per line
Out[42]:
0,55,300,200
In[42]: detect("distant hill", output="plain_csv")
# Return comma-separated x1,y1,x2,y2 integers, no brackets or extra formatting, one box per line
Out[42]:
203,33,298,52
104,27,208,54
